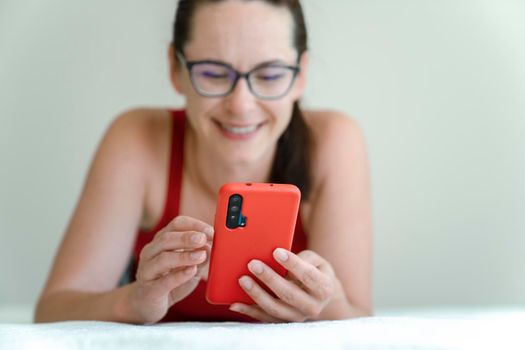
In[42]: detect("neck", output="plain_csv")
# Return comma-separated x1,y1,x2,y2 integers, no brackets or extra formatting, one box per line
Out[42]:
183,125,275,199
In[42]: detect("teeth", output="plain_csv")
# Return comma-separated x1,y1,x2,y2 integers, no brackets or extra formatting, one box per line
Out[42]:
220,123,259,135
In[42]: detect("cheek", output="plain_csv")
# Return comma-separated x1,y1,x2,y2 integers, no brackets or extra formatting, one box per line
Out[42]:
173,68,193,95
185,98,225,136
266,101,295,132
185,91,217,117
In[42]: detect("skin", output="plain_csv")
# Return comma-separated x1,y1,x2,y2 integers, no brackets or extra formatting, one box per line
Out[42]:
35,0,372,324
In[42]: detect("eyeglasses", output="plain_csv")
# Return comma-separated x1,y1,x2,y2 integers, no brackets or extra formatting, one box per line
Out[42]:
176,51,300,100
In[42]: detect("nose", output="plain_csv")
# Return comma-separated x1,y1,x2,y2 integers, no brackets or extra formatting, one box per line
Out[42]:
224,77,256,116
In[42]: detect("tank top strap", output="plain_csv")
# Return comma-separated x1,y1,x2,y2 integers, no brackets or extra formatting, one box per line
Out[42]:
132,109,185,258
165,109,186,219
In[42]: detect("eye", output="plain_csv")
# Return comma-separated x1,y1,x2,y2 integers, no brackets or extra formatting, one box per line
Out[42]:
253,67,289,82
199,70,230,79
255,73,286,81
193,63,231,80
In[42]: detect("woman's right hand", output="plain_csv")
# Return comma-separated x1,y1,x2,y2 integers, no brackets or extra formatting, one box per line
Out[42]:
127,216,214,324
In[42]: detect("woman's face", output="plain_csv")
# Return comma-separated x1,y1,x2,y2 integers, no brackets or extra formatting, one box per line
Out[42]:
171,0,308,166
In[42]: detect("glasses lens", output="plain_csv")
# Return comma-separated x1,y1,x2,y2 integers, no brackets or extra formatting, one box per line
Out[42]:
249,65,297,99
191,63,234,96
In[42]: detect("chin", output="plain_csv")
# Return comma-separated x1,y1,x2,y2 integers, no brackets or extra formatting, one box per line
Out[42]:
219,148,267,166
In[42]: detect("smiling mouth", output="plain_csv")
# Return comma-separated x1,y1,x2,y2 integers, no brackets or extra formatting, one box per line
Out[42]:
214,120,266,136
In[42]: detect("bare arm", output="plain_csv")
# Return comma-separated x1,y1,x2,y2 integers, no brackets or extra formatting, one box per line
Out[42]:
227,111,373,322
34,109,151,322
36,108,215,323
307,112,373,318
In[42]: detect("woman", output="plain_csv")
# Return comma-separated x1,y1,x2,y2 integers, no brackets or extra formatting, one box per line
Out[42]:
35,0,372,323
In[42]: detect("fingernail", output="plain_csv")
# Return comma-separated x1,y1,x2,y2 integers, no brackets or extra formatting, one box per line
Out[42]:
248,260,264,274
239,276,253,290
274,248,289,262
192,233,205,244
204,227,214,236
230,304,241,312
190,251,205,260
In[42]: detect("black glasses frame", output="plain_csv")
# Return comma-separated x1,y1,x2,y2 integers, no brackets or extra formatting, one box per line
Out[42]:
176,51,300,100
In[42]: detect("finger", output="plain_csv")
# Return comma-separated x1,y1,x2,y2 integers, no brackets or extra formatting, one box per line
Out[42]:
140,265,198,301
162,216,214,240
297,250,335,275
157,266,199,301
196,243,212,281
273,249,335,301
229,303,282,323
137,249,207,281
140,231,207,262
158,265,198,291
284,270,304,288
247,260,320,317
202,242,212,263
238,276,306,322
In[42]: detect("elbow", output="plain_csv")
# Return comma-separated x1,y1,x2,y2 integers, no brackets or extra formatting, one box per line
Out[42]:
33,297,47,323
33,291,61,323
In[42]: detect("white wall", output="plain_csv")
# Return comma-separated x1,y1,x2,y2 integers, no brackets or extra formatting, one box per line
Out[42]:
1,0,524,310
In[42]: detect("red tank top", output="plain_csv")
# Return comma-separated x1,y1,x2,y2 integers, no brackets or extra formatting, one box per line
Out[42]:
132,110,308,322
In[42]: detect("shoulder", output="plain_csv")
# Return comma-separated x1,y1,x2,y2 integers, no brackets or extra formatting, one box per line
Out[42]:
102,108,171,160
303,109,364,141
92,107,173,184
303,109,365,142
106,107,170,144
302,109,368,185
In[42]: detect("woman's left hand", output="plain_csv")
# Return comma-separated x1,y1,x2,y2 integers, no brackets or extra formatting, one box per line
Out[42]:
229,248,341,322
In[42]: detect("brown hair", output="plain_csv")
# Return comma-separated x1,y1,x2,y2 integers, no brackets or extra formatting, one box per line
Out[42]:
173,0,312,200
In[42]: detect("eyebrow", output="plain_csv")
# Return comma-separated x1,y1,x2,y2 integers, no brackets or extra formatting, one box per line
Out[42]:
186,57,295,69
253,59,293,68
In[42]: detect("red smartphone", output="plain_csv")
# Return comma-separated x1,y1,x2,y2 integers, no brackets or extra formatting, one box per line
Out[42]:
205,182,301,305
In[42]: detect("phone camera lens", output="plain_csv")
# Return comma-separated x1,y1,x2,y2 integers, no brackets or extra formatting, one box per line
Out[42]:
227,194,243,228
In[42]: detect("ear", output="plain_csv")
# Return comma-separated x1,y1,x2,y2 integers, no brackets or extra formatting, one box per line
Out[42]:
168,44,184,94
291,51,309,101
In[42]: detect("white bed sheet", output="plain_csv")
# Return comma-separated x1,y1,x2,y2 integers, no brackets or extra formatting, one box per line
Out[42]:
1,306,524,350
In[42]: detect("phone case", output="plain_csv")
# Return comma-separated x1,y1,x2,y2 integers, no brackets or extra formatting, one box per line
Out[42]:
205,182,301,305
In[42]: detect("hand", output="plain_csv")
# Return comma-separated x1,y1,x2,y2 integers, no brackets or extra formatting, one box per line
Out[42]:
229,249,338,322
128,216,213,323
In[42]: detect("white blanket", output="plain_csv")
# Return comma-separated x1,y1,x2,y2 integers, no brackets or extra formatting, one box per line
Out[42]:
1,308,524,350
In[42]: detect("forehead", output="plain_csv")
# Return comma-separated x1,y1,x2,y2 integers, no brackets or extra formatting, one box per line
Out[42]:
184,0,296,66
